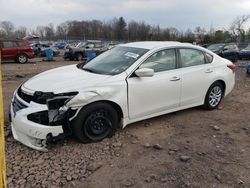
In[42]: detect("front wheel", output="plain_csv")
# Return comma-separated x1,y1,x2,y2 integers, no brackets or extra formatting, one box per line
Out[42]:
72,102,119,143
204,82,224,110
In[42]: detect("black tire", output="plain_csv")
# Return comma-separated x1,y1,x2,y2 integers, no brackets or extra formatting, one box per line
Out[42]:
16,54,28,64
72,102,119,143
204,82,224,110
76,53,83,61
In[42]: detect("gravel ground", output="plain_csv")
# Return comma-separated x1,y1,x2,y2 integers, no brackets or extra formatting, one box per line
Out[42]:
2,55,250,188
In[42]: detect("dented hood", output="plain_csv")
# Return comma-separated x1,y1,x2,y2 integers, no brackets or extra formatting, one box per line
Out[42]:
22,65,112,93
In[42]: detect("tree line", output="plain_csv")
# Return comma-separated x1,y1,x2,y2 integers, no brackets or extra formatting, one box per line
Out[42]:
1,15,250,44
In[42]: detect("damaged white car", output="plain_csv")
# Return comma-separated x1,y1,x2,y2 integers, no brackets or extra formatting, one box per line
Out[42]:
10,41,235,151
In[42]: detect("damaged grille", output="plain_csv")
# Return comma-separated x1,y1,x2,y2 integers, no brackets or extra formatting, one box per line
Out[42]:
17,87,33,103
17,87,54,104
12,95,28,114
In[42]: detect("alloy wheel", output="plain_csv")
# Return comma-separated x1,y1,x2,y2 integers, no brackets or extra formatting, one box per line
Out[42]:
208,86,222,107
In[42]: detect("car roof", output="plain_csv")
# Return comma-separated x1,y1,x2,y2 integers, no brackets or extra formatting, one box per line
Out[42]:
0,38,25,41
119,41,196,50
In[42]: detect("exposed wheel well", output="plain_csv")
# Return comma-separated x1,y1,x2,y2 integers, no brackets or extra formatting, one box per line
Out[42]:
16,53,28,58
215,80,226,96
77,100,124,127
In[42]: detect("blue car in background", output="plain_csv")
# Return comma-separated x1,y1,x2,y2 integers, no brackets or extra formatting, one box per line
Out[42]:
54,42,67,49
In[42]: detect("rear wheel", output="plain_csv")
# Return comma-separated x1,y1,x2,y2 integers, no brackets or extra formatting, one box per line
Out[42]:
72,102,119,143
204,82,224,110
16,54,28,64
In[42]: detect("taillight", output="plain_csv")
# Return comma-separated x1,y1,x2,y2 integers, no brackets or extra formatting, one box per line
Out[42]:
227,64,236,73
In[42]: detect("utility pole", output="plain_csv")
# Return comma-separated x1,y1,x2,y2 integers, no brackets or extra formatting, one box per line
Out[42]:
0,53,7,188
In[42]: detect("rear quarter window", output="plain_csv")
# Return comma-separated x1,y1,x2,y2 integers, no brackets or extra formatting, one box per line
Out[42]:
179,48,206,67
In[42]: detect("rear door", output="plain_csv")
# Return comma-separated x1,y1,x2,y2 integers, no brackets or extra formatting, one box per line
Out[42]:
178,48,214,107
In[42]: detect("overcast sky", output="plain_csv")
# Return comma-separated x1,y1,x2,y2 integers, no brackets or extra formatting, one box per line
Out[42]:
1,0,250,31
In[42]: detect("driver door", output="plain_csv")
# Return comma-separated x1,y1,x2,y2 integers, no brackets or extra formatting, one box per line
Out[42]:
127,49,181,120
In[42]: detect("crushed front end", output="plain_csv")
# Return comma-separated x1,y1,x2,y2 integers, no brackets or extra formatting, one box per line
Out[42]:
10,86,78,151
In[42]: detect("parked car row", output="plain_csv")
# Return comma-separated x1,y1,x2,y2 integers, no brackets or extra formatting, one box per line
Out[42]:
30,42,60,57
207,43,239,62
238,45,250,60
64,40,108,61
205,43,250,62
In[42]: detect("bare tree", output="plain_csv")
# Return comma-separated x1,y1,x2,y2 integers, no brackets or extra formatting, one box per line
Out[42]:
15,26,27,38
0,21,14,36
44,23,55,40
36,26,46,39
56,22,69,40
194,26,206,43
229,14,250,42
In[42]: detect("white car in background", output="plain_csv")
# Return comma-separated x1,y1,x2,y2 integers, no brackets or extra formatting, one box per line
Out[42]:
10,41,235,151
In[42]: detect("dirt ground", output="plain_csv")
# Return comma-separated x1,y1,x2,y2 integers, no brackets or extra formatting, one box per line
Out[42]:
2,54,250,188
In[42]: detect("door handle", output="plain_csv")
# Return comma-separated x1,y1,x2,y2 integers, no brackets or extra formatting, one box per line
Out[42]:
205,69,213,73
170,76,180,81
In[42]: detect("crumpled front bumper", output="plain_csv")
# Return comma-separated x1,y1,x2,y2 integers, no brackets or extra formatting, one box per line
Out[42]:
10,94,64,151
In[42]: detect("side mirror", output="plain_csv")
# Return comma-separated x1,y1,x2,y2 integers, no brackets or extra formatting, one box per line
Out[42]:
135,68,154,77
223,47,229,51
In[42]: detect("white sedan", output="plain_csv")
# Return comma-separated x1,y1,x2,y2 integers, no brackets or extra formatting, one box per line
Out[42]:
10,41,235,151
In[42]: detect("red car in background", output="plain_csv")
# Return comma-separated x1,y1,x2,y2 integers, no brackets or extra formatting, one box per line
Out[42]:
0,38,35,63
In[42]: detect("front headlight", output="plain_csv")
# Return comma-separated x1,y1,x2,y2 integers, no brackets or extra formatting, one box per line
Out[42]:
46,92,78,123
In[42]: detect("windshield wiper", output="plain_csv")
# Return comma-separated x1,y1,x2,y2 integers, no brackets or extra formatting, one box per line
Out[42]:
81,67,98,73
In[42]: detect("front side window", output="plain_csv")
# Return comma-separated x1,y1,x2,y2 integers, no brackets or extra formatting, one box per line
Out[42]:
140,49,176,72
179,48,206,67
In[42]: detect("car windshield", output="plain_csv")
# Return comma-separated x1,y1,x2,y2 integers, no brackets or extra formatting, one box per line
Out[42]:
79,46,148,75
208,44,224,51
76,42,87,48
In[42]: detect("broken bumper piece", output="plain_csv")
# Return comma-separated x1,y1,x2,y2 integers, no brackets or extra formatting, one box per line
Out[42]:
10,95,64,151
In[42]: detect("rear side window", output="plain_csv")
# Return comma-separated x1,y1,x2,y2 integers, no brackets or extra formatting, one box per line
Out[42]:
3,41,18,48
179,48,206,67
